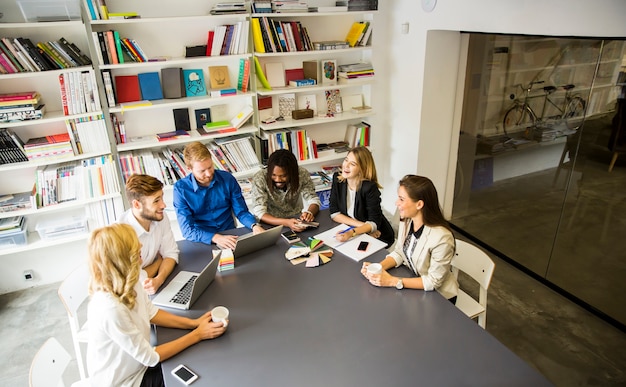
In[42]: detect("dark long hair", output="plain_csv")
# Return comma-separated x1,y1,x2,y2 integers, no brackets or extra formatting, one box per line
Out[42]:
266,149,300,197
399,175,452,232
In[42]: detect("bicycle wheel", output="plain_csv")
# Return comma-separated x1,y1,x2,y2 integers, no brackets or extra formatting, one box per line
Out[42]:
503,105,535,137
564,96,586,130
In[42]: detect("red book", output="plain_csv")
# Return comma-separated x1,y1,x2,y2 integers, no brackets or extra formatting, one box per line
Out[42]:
58,74,69,115
114,75,141,103
312,140,318,158
206,31,215,56
0,91,39,102
285,68,304,85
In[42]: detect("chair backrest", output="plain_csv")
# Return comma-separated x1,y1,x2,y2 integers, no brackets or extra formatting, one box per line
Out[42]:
452,239,495,290
30,337,71,387
58,263,90,319
57,263,90,380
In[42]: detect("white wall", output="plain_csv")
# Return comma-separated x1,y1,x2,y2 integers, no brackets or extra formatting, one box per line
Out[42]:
380,0,626,217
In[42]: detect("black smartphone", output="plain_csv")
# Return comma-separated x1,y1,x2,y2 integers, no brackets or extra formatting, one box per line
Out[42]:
357,241,369,251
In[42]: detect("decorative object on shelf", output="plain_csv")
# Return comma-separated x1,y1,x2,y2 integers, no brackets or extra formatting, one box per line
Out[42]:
297,94,317,115
185,45,207,58
208,65,231,90
278,93,296,118
325,89,342,114
322,59,337,85
182,69,207,97
265,62,286,88
302,60,320,84
194,108,211,129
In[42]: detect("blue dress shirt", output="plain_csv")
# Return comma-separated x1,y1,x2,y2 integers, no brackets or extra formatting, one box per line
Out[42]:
173,170,256,244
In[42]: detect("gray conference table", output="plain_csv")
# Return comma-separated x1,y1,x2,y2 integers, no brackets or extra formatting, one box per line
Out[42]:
158,214,552,386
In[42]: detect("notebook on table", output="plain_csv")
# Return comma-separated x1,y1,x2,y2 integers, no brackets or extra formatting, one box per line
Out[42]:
152,251,221,310
226,225,283,258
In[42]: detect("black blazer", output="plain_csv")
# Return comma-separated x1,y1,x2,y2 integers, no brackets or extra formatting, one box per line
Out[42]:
328,172,394,247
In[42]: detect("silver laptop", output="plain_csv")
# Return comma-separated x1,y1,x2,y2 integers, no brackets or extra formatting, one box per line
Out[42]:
232,225,283,258
152,251,221,310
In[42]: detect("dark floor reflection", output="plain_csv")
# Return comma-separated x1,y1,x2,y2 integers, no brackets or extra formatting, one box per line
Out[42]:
452,114,626,326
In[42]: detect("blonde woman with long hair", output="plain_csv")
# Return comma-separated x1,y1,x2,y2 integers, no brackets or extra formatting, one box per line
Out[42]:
87,223,227,387
329,146,394,247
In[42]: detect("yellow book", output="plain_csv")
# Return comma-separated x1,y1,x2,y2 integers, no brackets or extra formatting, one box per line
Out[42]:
251,18,266,53
345,22,366,47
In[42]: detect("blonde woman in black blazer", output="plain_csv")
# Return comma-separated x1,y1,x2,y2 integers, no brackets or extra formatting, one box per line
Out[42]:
328,146,394,247
360,175,458,303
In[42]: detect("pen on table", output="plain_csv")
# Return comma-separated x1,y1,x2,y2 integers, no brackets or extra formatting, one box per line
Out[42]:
338,226,355,235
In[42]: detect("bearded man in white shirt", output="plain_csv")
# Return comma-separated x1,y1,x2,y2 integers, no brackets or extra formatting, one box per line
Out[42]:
118,174,179,295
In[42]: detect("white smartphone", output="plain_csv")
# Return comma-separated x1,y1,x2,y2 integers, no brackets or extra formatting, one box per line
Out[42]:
171,364,198,385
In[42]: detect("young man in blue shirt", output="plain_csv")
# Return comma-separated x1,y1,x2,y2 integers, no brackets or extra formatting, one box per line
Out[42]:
173,141,264,249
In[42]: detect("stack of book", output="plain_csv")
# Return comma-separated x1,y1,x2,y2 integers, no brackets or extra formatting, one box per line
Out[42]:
345,21,372,47
0,216,25,235
210,2,247,14
347,0,378,11
65,115,111,155
252,0,272,13
309,170,332,191
0,190,34,213
312,40,350,50
251,17,313,53
344,122,371,147
0,92,45,123
23,133,74,161
338,62,375,84
0,36,91,73
272,1,309,13
0,128,28,164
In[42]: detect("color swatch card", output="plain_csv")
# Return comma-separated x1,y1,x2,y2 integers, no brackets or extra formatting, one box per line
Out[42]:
215,248,234,272
285,238,333,267
183,69,207,97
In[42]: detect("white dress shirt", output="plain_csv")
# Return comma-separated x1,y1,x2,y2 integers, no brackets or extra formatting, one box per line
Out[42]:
118,209,179,268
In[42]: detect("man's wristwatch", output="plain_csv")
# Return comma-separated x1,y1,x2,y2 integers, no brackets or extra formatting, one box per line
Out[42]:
395,278,404,290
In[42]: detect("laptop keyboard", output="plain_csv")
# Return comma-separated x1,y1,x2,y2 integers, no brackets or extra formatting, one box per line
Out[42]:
169,275,197,304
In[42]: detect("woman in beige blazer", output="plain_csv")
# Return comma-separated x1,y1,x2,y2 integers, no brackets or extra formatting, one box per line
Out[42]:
361,175,458,302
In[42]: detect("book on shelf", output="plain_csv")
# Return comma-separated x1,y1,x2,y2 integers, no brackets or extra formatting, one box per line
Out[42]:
0,91,40,104
0,128,28,164
156,130,191,141
230,105,254,129
325,89,342,114
115,75,142,104
297,94,317,115
65,114,110,155
345,22,367,47
285,68,304,85
208,66,231,90
289,78,316,87
237,58,251,93
345,122,371,148
312,40,350,50
0,104,45,122
265,62,286,88
278,93,296,118
322,59,338,85
183,69,207,97
137,72,164,101
161,67,185,99
173,108,191,131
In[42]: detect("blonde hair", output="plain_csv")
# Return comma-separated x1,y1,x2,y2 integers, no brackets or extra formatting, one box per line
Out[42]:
183,141,212,169
88,223,141,309
338,146,382,189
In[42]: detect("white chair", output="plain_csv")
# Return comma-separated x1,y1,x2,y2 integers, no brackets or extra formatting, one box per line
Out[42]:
57,263,90,380
30,337,90,387
452,239,495,329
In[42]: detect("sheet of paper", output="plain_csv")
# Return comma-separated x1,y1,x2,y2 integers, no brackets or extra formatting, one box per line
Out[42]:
314,224,387,262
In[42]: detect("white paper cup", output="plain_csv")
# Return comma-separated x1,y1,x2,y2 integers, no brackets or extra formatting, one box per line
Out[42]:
367,263,382,275
211,306,229,326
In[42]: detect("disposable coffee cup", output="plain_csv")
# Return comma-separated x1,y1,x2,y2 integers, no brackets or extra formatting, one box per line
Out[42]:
367,263,382,275
212,306,229,326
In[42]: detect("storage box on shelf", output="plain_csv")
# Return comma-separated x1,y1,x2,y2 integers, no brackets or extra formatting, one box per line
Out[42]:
250,9,376,168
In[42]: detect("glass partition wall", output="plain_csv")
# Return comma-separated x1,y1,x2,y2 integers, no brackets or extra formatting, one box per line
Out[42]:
452,33,626,327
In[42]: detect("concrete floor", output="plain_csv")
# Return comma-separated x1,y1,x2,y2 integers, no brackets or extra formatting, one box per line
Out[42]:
1,248,625,386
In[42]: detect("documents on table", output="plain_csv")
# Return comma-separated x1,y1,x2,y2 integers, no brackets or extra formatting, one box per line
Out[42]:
284,237,333,267
314,224,387,262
